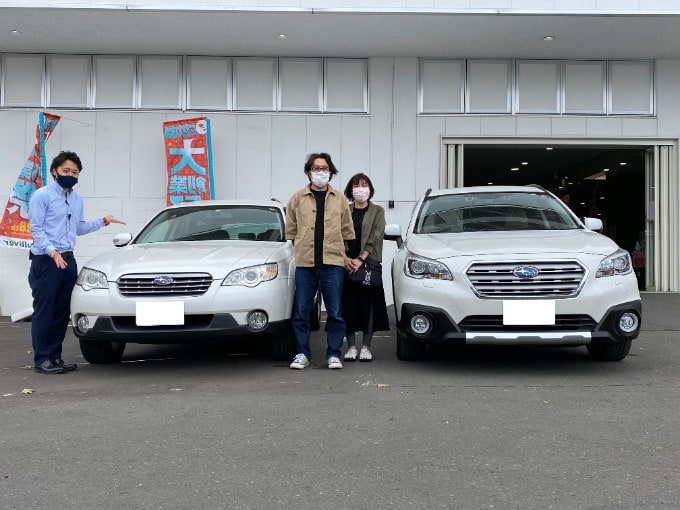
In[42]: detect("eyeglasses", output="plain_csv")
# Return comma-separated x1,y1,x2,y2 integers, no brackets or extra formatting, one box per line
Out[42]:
311,166,330,172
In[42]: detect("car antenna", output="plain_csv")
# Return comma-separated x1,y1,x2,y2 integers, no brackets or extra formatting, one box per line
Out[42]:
424,188,432,197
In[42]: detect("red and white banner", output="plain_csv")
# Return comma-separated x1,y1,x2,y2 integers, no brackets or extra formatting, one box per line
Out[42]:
162,117,215,206
0,112,60,249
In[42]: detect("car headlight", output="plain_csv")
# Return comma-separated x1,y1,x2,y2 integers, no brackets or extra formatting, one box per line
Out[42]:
76,267,109,290
404,253,452,280
222,263,278,287
596,249,632,278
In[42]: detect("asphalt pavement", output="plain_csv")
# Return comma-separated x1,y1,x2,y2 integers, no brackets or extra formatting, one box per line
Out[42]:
1,293,679,510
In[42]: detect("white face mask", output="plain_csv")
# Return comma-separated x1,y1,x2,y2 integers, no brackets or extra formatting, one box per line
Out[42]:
352,186,370,202
310,171,330,188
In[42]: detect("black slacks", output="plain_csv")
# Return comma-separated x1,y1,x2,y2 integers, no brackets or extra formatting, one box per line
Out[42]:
28,254,78,365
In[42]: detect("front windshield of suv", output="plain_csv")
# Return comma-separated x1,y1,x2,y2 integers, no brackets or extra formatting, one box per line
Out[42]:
414,191,581,234
134,205,285,244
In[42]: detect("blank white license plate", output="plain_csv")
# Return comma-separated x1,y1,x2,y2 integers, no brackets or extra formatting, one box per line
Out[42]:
503,300,555,326
135,301,185,326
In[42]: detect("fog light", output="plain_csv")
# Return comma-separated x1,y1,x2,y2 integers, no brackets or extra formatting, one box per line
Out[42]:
75,315,90,334
410,314,432,336
247,310,268,331
618,311,640,334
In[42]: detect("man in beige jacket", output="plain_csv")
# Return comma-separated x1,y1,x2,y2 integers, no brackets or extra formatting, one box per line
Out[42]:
285,152,355,369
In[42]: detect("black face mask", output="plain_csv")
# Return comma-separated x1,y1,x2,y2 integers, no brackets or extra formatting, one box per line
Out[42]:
55,174,78,189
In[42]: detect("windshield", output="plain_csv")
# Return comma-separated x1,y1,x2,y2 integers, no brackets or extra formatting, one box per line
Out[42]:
414,191,581,234
134,205,285,244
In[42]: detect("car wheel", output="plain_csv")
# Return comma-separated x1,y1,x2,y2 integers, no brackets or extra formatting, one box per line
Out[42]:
79,338,126,364
396,330,426,361
586,340,632,361
310,290,322,332
270,327,296,361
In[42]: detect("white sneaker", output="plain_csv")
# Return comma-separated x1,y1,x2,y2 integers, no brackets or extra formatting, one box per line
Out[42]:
359,347,373,362
289,353,310,369
344,347,358,361
327,356,343,369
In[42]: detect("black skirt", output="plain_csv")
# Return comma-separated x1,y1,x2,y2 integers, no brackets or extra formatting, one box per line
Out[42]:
341,275,390,334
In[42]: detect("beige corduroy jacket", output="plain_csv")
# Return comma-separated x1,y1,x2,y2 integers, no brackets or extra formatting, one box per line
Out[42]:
285,184,355,267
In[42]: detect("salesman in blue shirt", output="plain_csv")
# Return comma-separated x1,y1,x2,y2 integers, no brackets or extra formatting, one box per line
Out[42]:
28,151,125,374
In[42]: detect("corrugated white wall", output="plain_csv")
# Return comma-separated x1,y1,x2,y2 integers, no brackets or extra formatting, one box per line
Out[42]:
1,57,680,315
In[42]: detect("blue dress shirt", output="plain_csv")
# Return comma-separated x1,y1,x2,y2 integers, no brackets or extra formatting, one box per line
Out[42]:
28,181,104,256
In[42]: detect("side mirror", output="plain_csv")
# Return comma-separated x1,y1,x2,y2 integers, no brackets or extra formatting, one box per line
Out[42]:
583,217,603,232
113,232,133,247
384,223,403,248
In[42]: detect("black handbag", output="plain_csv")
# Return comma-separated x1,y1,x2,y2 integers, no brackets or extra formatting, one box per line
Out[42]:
348,257,383,288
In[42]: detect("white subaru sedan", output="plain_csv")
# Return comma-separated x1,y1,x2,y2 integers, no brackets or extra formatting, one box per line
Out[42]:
386,186,642,362
71,199,313,363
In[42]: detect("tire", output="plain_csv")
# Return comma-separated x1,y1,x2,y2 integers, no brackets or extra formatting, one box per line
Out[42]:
586,340,632,361
270,327,296,361
310,290,322,332
79,338,126,364
396,331,426,361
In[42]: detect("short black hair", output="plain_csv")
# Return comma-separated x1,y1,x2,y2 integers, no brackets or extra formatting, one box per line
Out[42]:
344,172,375,201
50,151,83,173
304,153,338,176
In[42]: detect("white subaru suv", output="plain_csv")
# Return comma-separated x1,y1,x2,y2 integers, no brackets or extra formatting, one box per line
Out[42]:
386,186,642,362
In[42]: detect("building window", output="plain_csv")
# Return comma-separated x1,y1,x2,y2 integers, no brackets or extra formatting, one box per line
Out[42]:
419,59,464,114
609,60,654,115
563,61,606,114
515,60,560,114
279,58,322,112
1,54,44,107
466,60,512,114
94,55,136,108
47,55,91,108
233,57,277,111
187,56,231,111
324,58,368,113
139,55,182,109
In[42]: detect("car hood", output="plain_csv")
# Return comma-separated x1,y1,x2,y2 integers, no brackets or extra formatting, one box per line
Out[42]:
85,241,291,280
406,229,620,259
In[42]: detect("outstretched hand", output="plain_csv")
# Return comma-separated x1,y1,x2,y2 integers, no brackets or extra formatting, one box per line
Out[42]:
105,215,126,225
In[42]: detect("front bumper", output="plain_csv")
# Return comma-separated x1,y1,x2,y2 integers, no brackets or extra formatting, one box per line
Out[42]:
72,314,290,344
397,300,642,346
70,276,294,343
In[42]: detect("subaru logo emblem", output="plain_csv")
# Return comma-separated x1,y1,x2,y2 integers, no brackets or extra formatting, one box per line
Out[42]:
154,275,174,286
513,266,539,279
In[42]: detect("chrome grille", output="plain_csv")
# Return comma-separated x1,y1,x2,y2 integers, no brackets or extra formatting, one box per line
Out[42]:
465,261,585,298
117,273,213,297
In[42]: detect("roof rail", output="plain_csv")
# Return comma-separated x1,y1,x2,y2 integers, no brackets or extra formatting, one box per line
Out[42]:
526,184,548,192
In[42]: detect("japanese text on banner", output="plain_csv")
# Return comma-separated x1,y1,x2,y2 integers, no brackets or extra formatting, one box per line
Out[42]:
163,118,215,206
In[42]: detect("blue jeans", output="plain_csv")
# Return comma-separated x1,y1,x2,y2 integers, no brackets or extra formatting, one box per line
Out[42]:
292,265,345,360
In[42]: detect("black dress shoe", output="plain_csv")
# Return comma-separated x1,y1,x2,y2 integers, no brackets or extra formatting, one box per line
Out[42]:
34,360,66,374
52,359,78,372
